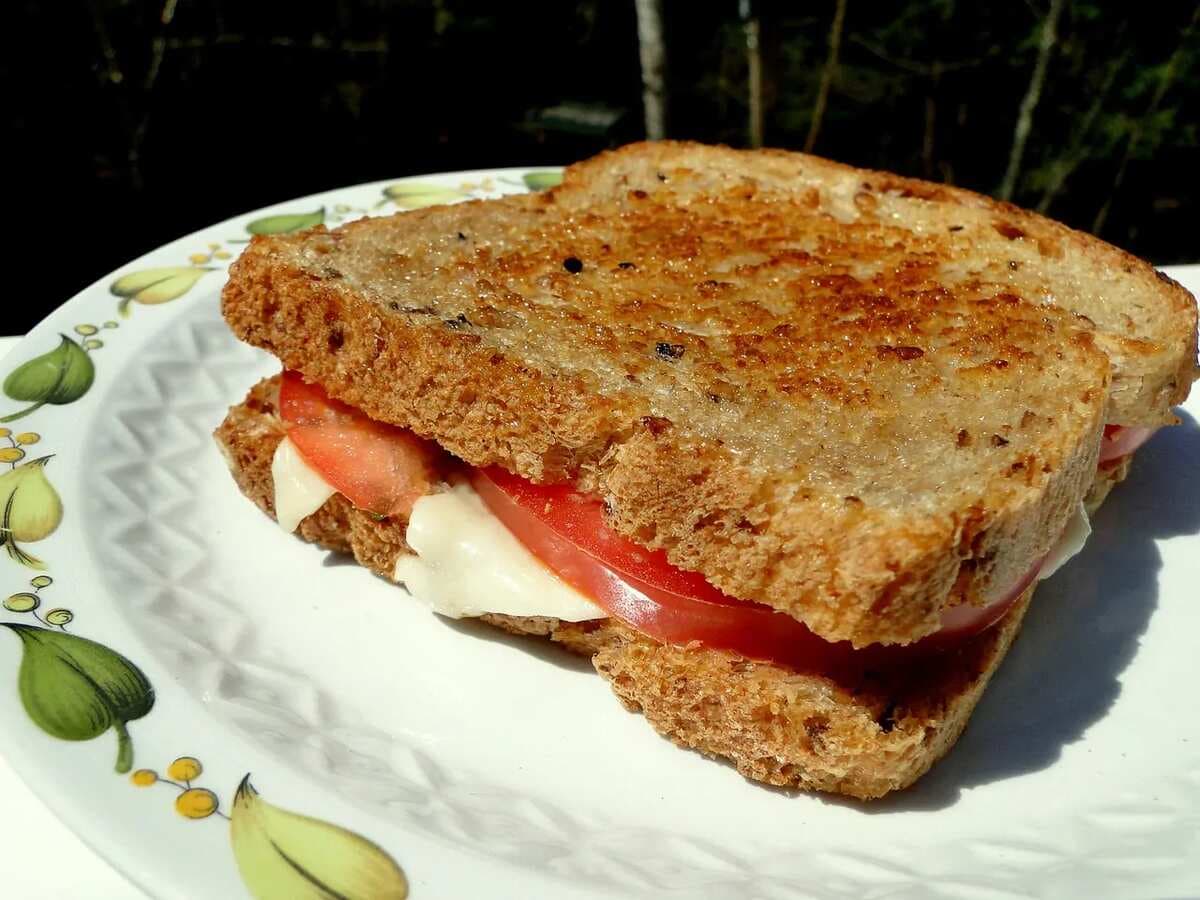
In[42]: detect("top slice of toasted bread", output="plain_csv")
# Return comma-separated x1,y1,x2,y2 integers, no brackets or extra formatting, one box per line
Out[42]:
566,142,1196,426
222,141,1194,646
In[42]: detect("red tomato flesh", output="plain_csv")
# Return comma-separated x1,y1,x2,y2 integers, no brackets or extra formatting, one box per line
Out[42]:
279,370,437,519
471,466,1038,669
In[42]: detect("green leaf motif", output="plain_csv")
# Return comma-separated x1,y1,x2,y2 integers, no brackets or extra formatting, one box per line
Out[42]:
382,182,466,209
110,267,212,317
0,457,63,569
246,208,326,236
522,170,563,191
1,624,154,773
231,776,408,900
1,336,95,422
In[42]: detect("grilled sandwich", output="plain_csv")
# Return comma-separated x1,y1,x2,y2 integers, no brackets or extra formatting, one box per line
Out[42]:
214,141,1196,798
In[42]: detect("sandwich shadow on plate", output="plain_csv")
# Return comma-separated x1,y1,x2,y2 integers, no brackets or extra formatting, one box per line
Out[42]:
317,413,1200,803
863,410,1200,813
435,615,596,674
320,551,596,673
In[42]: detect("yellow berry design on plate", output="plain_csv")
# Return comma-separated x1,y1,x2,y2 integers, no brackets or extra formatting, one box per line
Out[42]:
129,755,225,820
176,787,219,819
3,576,70,628
167,756,202,782
130,769,158,787
4,592,38,613
3,578,55,619
44,608,73,627
327,201,370,224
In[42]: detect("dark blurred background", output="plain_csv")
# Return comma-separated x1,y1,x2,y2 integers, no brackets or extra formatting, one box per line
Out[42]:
9,0,1199,334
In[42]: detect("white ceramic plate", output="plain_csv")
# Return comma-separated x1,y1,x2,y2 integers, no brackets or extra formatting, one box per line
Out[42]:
0,169,1197,900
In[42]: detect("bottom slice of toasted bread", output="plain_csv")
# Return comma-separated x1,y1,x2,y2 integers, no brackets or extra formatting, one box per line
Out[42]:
216,376,1048,799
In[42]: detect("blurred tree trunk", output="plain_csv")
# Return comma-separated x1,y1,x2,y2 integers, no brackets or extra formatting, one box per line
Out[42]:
634,0,667,139
922,61,941,179
998,0,1065,200
741,0,763,148
805,0,847,153
1036,48,1129,214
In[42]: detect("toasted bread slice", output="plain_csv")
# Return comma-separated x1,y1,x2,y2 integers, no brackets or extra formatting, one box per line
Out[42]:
215,376,1040,798
221,143,1192,646
566,142,1197,427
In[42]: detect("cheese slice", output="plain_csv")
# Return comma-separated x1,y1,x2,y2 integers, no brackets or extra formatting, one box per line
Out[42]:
271,436,337,533
1038,501,1091,580
394,481,605,622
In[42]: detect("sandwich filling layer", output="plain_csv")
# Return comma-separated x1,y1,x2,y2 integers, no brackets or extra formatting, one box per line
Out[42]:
270,370,1107,669
393,480,605,621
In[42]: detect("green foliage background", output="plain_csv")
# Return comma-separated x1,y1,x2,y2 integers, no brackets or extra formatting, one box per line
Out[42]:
678,2,1197,241
8,0,1198,334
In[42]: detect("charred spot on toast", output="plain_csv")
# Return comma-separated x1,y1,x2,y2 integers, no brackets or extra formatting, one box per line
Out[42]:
876,701,898,733
655,342,685,361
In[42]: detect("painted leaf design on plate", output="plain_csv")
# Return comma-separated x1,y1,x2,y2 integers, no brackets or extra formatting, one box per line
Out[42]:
1,623,154,773
523,171,563,190
382,182,466,209
110,267,213,316
1,335,95,422
230,776,408,900
245,208,326,236
0,457,63,569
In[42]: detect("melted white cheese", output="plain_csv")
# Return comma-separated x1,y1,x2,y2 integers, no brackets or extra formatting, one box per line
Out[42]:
270,436,337,533
1038,501,1091,580
394,481,606,622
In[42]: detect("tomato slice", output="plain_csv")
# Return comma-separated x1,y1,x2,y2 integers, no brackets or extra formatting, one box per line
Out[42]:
279,369,362,426
475,465,735,604
1098,424,1157,465
472,466,1037,668
275,370,1038,668
279,370,437,519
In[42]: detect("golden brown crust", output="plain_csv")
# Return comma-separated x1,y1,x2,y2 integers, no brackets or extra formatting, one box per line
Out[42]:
569,141,1198,425
217,142,1163,646
214,380,1048,797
